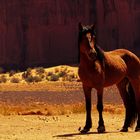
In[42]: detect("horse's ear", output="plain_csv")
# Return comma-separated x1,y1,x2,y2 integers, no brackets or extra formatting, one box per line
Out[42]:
79,22,83,31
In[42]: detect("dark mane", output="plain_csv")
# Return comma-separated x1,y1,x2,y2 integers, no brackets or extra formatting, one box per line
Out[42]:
94,44,105,66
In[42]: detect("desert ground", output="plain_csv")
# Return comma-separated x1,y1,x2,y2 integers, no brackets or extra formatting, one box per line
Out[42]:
0,66,139,140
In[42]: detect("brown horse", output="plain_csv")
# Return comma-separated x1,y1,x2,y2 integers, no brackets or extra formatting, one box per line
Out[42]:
78,23,140,133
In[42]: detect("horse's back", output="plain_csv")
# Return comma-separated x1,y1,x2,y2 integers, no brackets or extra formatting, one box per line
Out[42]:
106,49,140,78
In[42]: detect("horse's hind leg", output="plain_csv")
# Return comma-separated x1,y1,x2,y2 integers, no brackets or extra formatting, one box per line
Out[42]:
97,88,105,133
130,78,140,132
117,78,137,132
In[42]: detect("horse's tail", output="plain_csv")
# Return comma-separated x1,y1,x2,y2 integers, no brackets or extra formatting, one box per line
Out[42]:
126,80,138,127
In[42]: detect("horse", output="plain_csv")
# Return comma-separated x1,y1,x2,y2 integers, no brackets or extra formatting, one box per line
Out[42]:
78,23,140,133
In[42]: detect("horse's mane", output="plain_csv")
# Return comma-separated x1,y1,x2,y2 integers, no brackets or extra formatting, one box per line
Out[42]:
94,44,105,66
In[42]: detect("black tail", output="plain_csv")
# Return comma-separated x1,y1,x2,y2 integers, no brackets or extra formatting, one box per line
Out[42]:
126,81,138,127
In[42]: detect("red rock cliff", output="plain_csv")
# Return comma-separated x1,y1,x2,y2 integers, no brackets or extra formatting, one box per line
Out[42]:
0,0,139,69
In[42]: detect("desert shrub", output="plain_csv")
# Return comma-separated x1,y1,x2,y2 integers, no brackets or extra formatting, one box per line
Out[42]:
25,75,34,83
25,75,43,83
32,76,42,82
49,74,59,81
0,75,7,83
47,71,53,76
10,77,20,83
22,68,32,79
9,70,16,77
35,67,45,75
58,71,67,77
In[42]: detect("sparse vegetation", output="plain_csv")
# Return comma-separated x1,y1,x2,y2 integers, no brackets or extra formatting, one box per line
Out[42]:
0,65,79,84
0,75,7,83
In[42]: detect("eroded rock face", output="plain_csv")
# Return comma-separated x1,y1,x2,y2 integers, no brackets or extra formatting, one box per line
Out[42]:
97,0,140,57
0,0,139,69
0,0,96,69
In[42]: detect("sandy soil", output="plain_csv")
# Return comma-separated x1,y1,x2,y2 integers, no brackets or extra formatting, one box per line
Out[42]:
0,113,140,140
0,81,139,139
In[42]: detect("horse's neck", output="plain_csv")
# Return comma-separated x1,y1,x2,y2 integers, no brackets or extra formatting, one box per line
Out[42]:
80,54,98,68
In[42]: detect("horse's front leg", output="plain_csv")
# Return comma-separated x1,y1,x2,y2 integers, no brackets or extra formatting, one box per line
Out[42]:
80,85,92,133
97,89,105,133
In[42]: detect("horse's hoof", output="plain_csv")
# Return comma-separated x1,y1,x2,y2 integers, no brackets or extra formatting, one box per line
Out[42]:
97,126,105,133
120,128,128,132
79,127,90,134
135,128,140,132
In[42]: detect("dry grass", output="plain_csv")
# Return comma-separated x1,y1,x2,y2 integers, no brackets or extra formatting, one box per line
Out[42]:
0,102,124,116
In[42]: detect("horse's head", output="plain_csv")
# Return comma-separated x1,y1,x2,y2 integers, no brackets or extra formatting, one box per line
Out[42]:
78,23,97,61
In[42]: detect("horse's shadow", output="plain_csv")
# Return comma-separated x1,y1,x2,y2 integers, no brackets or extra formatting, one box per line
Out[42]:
53,129,136,138
53,131,115,138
